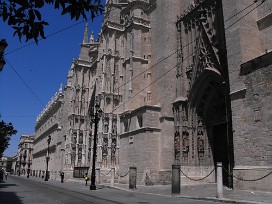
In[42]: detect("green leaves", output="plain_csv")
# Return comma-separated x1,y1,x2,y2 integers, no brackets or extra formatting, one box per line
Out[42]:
0,120,17,157
0,0,104,44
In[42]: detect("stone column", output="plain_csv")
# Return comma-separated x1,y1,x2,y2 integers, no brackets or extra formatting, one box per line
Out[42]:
217,162,223,199
111,167,115,187
102,55,106,92
96,168,100,184
108,114,113,167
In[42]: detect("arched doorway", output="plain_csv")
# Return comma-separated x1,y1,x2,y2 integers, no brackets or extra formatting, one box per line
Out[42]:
189,73,233,187
175,0,233,187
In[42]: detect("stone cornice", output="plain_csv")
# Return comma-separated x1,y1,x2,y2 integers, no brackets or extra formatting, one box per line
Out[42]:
120,105,161,118
120,127,161,138
172,96,188,106
75,59,93,68
159,116,174,122
102,17,150,33
240,50,272,76
34,123,59,144
102,21,125,32
122,56,149,65
233,166,272,170
120,0,150,14
36,91,63,127
100,52,121,60
127,16,150,29
32,144,56,158
230,88,246,101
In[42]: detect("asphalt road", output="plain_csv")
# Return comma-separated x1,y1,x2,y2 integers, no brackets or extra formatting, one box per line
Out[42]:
0,176,220,204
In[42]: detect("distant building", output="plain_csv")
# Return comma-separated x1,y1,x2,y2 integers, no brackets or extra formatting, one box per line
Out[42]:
0,156,9,172
10,155,18,174
17,134,34,176
32,88,63,179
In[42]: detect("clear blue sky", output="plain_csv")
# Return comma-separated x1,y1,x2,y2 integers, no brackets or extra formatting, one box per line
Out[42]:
0,2,105,157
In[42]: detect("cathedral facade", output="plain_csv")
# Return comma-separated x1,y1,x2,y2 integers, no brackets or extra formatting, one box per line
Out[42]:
32,0,272,191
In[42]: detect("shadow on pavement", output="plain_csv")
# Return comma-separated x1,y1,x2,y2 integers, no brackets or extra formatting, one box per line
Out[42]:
0,183,18,188
0,181,22,204
0,191,23,204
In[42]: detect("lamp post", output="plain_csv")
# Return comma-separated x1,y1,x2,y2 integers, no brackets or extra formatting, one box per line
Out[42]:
45,135,51,181
90,103,103,190
27,148,31,178
18,154,22,176
0,39,8,72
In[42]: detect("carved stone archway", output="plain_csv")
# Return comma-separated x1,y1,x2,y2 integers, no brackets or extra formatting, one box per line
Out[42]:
188,71,232,186
175,0,234,187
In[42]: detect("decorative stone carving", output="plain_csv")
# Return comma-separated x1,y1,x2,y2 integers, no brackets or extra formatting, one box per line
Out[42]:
111,137,116,165
182,130,189,153
104,120,109,133
196,116,205,159
178,0,225,91
112,120,117,135
79,133,83,144
102,136,108,167
108,48,112,55
78,148,82,161
174,131,180,160
102,137,108,157
82,96,85,106
181,129,189,165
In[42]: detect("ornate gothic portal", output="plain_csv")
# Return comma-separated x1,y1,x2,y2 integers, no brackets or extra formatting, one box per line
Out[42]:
175,0,234,187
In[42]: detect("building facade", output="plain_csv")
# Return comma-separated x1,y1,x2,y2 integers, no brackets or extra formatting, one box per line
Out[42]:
16,134,35,176
32,88,63,179
32,0,272,191
174,0,272,191
61,25,98,178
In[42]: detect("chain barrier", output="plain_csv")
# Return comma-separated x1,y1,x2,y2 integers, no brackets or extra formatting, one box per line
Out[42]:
223,167,272,182
116,170,129,178
100,169,112,176
180,168,215,181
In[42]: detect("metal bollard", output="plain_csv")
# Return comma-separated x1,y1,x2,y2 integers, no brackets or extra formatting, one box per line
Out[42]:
111,167,115,187
96,168,100,184
217,162,223,199
129,167,137,190
172,165,181,194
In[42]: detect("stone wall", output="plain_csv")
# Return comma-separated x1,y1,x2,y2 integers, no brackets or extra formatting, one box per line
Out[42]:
119,106,162,184
119,129,161,184
232,52,272,191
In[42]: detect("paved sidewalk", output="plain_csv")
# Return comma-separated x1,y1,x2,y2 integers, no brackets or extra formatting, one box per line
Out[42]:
101,183,272,204
11,175,272,204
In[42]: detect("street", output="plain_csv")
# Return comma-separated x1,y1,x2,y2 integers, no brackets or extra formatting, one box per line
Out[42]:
0,176,219,204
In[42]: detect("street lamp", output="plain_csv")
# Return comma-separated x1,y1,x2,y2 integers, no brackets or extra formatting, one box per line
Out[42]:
27,148,32,178
0,39,8,72
45,135,51,181
18,154,22,176
90,103,103,190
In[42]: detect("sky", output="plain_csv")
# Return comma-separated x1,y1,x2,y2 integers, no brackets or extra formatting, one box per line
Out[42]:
0,2,105,157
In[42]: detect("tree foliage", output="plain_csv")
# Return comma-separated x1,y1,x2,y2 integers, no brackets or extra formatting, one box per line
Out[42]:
0,0,104,44
0,120,17,157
